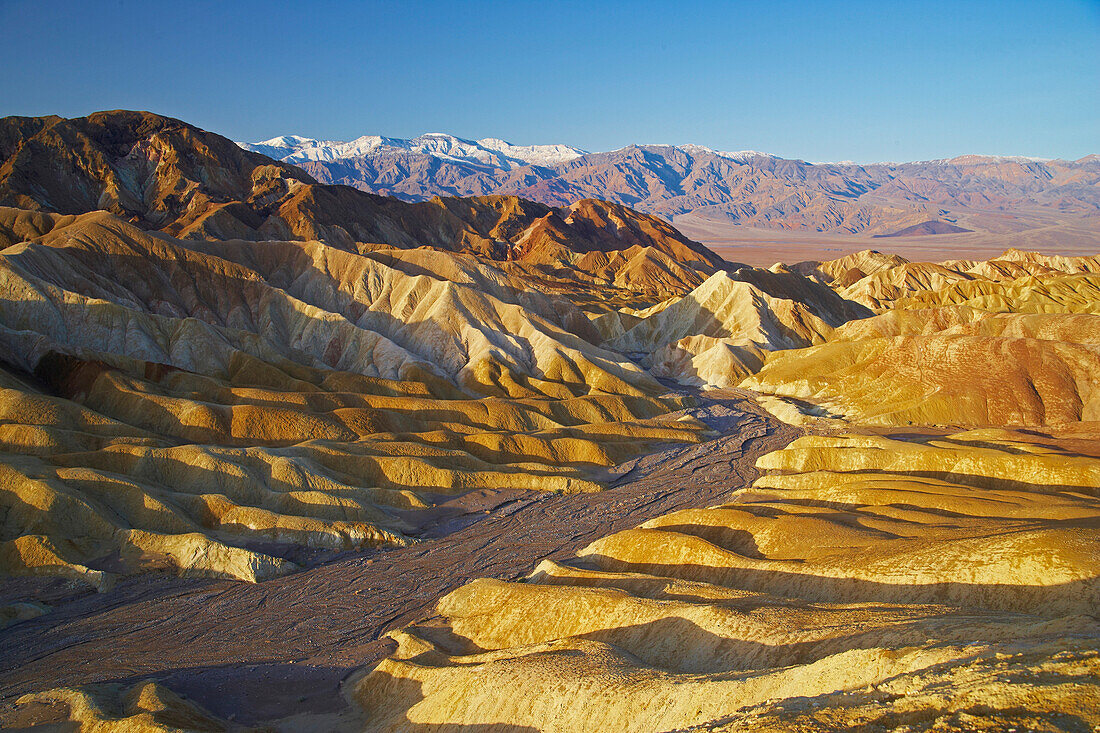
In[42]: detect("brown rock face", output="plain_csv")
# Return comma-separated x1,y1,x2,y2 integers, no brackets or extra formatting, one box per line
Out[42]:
0,110,312,230
0,112,725,281
2,110,1097,733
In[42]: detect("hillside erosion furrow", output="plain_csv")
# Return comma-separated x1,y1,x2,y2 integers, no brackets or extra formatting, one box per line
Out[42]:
0,389,797,724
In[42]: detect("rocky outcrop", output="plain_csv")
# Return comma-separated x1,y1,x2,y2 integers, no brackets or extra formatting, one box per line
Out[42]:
744,249,1100,426
352,429,1100,731
0,210,711,586
0,113,726,299
605,268,871,388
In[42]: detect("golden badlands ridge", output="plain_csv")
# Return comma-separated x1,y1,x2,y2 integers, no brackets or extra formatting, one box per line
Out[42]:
348,248,1100,731
0,112,1097,732
0,207,714,587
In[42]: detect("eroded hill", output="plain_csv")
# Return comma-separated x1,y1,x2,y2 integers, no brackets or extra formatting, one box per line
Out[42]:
39,420,1091,731
339,247,1100,731
0,111,1097,733
0,114,889,590
0,207,724,587
350,428,1100,731
746,249,1100,426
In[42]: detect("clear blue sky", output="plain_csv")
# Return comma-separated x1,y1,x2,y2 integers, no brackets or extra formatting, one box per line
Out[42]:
1,0,1097,162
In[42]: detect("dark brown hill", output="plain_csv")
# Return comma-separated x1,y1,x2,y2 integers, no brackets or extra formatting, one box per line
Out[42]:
0,111,313,229
874,220,972,237
0,112,724,272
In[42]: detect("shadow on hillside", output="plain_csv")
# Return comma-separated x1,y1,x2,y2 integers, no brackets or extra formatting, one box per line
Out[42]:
575,556,1100,616
354,669,540,732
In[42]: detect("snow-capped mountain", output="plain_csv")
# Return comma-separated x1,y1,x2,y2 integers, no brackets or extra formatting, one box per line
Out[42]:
239,133,587,170
235,133,1100,234
673,144,778,162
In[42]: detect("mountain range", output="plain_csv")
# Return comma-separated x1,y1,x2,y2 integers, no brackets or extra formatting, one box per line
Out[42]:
241,133,1100,236
2,109,1100,732
242,133,587,168
0,109,862,590
0,112,719,280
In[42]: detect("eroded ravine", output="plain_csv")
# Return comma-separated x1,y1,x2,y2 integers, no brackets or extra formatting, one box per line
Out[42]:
0,388,799,724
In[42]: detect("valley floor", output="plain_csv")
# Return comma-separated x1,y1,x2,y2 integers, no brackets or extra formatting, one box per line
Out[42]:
0,389,798,727
675,213,1100,267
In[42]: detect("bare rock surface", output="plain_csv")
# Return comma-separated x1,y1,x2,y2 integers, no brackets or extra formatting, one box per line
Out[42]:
0,389,797,725
354,426,1100,732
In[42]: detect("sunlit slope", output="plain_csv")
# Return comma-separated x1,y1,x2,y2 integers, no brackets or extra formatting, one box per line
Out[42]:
13,681,238,733
745,249,1100,427
830,249,1100,311
606,269,870,388
0,211,708,587
889,271,1100,313
353,430,1100,731
742,328,1100,426
0,113,729,306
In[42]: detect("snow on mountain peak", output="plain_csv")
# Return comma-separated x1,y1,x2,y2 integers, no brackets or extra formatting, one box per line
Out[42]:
255,134,316,147
709,148,777,161
239,132,779,170
613,143,777,162
943,154,1054,165
476,138,588,167
238,133,587,170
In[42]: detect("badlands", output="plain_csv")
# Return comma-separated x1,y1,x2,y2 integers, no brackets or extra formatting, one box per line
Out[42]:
0,112,1097,732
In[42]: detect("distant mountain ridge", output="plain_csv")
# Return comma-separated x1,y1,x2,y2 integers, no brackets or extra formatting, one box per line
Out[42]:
240,133,588,169
0,111,728,298
239,133,1100,236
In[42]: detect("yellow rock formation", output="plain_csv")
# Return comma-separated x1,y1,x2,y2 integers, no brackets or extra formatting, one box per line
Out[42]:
832,249,1100,312
0,211,712,586
604,269,866,388
351,430,1100,731
743,331,1100,426
14,681,237,732
744,249,1100,427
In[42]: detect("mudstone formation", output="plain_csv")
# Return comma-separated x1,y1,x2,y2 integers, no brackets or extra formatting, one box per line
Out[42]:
0,112,1097,732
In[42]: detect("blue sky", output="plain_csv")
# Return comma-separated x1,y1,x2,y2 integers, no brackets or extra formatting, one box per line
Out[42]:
1,0,1097,162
